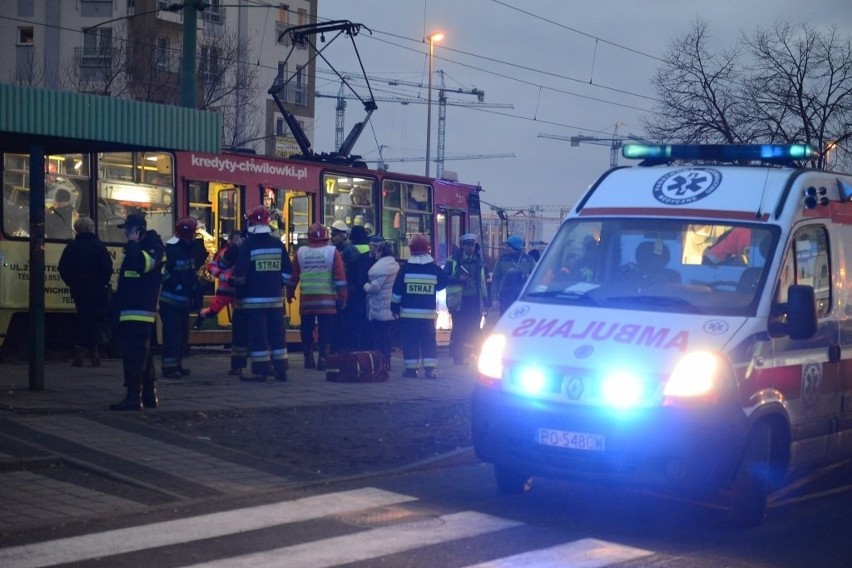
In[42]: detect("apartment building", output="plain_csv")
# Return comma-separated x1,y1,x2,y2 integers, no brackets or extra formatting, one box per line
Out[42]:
0,0,317,156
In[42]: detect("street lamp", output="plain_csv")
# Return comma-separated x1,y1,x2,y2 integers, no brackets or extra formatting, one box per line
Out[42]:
425,32,444,178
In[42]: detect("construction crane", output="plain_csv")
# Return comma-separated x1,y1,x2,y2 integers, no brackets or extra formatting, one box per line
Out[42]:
361,146,515,172
318,69,513,177
538,124,647,168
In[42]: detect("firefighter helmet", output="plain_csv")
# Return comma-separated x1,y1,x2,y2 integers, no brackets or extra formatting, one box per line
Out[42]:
308,222,329,242
409,234,431,254
175,217,198,239
246,206,271,226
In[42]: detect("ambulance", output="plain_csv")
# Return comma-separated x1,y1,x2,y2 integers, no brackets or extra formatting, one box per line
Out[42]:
472,143,852,525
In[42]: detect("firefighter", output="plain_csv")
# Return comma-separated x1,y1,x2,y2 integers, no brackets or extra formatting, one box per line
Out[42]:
194,230,243,330
391,234,448,378
232,206,293,382
159,217,208,379
109,213,164,411
287,222,348,370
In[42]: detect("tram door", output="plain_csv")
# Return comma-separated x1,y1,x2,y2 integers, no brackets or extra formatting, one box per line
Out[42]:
188,181,242,327
280,191,312,328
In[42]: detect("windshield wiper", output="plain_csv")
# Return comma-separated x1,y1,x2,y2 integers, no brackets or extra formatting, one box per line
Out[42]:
524,289,598,305
603,295,700,313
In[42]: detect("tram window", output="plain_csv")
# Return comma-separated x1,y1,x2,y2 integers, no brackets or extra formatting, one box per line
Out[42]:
96,151,175,243
2,153,90,239
322,174,376,230
381,180,433,260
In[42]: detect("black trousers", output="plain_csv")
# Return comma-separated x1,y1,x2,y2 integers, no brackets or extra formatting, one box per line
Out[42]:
161,303,190,370
72,289,108,350
449,299,482,359
120,320,155,389
300,313,335,356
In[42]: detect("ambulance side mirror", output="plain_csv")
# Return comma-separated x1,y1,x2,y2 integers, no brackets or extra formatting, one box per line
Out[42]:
786,284,817,340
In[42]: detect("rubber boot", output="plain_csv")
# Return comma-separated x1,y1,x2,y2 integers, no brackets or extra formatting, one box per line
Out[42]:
304,349,315,369
89,347,101,367
316,346,329,371
109,385,142,411
71,346,84,367
141,383,158,409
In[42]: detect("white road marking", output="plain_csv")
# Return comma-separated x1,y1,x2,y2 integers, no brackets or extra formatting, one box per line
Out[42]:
186,510,522,568
0,488,415,568
463,538,654,568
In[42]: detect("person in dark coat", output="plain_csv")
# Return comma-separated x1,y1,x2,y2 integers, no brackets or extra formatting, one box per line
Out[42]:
159,217,209,379
391,234,448,379
232,206,293,382
58,216,114,367
109,213,164,411
345,225,373,349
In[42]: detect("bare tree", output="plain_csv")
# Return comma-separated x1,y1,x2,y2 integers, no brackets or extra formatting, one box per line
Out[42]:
644,20,852,170
742,22,852,169
197,28,262,148
644,21,744,144
7,45,45,86
60,22,131,97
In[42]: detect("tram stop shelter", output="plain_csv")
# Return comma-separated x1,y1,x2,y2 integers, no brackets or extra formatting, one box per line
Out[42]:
0,84,221,390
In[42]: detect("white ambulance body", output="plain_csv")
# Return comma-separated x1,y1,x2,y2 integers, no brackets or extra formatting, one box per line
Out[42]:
472,144,852,525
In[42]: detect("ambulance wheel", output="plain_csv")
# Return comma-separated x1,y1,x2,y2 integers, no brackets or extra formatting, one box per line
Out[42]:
728,421,771,526
494,465,531,494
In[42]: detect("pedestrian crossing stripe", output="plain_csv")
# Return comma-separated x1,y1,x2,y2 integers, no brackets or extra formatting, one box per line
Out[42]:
0,488,416,568
464,538,653,568
0,488,654,568
185,510,522,568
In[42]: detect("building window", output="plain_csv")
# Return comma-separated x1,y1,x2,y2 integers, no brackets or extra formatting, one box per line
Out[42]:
18,27,33,44
200,46,220,84
202,0,222,24
276,117,286,136
276,4,290,45
81,0,113,18
296,8,307,49
294,65,306,105
80,27,112,67
154,36,170,71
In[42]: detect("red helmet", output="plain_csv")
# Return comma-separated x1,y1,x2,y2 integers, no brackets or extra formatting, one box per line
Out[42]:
175,217,198,239
246,206,271,226
308,222,329,243
409,234,430,254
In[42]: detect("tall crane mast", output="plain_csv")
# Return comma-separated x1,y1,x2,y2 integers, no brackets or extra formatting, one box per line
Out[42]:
320,70,512,177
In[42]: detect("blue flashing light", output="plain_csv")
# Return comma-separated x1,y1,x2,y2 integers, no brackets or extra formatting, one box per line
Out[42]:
622,143,818,163
517,367,548,395
601,371,645,408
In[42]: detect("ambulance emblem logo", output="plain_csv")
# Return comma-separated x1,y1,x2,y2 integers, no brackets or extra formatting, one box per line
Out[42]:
653,168,722,205
801,362,821,407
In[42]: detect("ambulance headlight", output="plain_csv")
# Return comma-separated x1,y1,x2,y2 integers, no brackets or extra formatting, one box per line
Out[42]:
601,371,645,408
477,334,505,381
664,351,731,404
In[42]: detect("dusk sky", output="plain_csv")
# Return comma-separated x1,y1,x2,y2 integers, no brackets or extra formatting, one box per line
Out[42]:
313,0,850,211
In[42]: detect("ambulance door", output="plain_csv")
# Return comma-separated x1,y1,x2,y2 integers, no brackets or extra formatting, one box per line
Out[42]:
282,192,312,329
770,224,840,464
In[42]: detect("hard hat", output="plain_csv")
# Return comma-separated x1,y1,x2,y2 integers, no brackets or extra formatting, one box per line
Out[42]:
331,220,350,234
308,222,329,242
175,217,198,239
409,234,431,254
506,234,525,251
246,206,271,226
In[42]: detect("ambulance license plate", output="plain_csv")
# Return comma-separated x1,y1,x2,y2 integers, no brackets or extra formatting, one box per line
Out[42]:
536,428,605,451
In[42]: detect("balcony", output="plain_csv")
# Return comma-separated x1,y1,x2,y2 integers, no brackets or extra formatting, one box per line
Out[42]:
75,47,112,69
270,80,308,107
275,21,290,44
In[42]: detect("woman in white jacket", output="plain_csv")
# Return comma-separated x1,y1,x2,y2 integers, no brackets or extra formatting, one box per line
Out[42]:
363,237,399,370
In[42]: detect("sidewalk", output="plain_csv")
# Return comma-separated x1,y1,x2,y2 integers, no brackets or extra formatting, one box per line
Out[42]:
0,348,479,536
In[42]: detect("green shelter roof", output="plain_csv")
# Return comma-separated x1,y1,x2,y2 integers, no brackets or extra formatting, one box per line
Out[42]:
0,84,221,154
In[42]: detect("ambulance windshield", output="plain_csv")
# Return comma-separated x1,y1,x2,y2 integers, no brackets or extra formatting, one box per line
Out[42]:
525,218,777,316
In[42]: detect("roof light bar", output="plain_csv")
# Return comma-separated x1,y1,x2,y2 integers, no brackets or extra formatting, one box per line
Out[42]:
622,143,818,162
